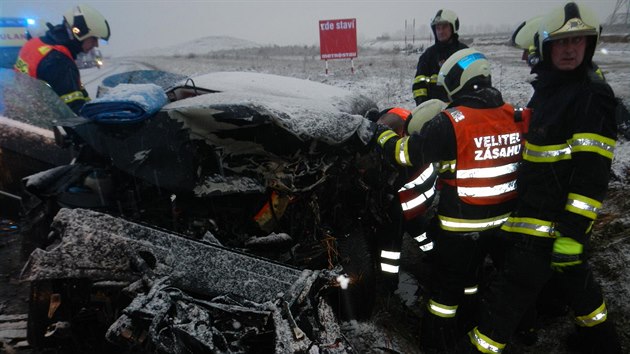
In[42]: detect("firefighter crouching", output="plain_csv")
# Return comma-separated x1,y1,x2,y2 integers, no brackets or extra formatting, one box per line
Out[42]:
372,106,441,293
373,48,530,352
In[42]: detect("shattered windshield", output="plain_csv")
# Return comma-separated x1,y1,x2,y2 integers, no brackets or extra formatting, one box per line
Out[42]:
0,68,77,129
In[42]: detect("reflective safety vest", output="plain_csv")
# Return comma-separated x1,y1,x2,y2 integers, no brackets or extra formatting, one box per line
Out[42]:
14,38,73,78
398,163,438,253
440,104,530,206
397,163,437,221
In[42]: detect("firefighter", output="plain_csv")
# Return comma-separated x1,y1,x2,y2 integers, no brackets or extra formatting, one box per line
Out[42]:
374,48,529,352
15,4,110,114
511,15,543,66
466,3,622,353
412,9,468,106
512,14,630,141
373,105,441,292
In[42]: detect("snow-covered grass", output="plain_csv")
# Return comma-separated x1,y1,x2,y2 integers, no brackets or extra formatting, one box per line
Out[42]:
98,35,630,353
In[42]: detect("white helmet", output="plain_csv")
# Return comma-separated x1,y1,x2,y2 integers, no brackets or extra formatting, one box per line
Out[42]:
512,16,543,50
512,16,543,66
407,99,447,135
534,2,599,64
431,9,460,34
437,48,491,100
63,4,110,42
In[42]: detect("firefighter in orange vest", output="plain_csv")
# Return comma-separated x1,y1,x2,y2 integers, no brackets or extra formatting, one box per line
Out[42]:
373,106,441,292
15,4,110,114
374,48,530,352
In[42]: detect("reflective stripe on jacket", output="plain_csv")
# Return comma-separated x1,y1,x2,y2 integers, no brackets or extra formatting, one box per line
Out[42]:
398,163,438,221
504,67,618,242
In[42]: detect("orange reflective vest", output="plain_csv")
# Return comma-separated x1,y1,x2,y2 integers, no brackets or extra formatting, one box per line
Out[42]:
14,37,73,78
440,104,530,206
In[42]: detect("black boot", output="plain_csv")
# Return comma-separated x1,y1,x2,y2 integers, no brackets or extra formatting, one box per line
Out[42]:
456,294,479,335
420,313,458,353
376,271,399,296
514,305,538,346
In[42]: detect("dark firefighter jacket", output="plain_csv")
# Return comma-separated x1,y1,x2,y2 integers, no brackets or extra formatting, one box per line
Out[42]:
378,87,529,233
15,24,89,114
500,65,618,245
412,38,468,105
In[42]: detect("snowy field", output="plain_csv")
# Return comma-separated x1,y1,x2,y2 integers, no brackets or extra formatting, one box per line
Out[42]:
87,35,630,353
98,35,630,109
2,35,627,353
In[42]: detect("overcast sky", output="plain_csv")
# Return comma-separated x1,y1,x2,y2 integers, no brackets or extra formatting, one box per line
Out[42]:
1,0,619,56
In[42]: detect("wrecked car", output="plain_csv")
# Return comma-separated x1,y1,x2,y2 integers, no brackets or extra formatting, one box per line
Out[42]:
17,70,407,352
22,208,356,353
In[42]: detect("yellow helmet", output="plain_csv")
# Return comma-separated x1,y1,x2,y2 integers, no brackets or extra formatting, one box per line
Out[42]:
63,4,110,42
534,2,599,64
431,9,460,34
437,48,491,100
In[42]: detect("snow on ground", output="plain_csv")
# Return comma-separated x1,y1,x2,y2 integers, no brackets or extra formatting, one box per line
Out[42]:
1,30,628,354
99,35,630,353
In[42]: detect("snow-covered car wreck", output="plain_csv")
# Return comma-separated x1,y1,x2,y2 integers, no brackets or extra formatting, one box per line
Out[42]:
13,70,412,352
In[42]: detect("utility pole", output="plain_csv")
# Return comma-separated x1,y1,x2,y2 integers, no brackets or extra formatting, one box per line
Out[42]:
413,18,416,45
405,19,408,49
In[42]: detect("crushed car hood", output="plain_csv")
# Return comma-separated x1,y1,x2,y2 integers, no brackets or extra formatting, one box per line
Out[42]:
165,71,377,147
57,71,377,194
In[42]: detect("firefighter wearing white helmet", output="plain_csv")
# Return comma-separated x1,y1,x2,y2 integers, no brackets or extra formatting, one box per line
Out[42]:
370,105,441,295
15,4,110,114
437,48,491,101
412,9,468,106
374,47,530,352
531,1,599,67
511,15,543,66
467,3,622,353
63,4,110,42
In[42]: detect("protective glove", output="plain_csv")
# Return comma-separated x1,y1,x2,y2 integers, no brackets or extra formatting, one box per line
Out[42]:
550,236,583,272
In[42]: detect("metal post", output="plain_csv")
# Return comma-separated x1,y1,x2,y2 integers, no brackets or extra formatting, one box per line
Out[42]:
413,18,416,45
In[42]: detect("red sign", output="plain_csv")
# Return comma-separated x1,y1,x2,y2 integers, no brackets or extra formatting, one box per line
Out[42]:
319,18,357,60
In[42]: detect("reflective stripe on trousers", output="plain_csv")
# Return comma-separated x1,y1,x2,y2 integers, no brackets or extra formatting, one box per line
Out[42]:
468,326,506,353
380,250,400,274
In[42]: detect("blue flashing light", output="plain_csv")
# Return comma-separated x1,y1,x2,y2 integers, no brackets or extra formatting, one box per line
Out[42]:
457,53,486,69
26,18,36,26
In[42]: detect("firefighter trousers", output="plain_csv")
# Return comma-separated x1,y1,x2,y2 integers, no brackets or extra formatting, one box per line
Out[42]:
420,227,504,351
474,233,619,351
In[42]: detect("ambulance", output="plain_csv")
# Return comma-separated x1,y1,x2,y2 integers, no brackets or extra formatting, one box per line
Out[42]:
0,17,44,68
